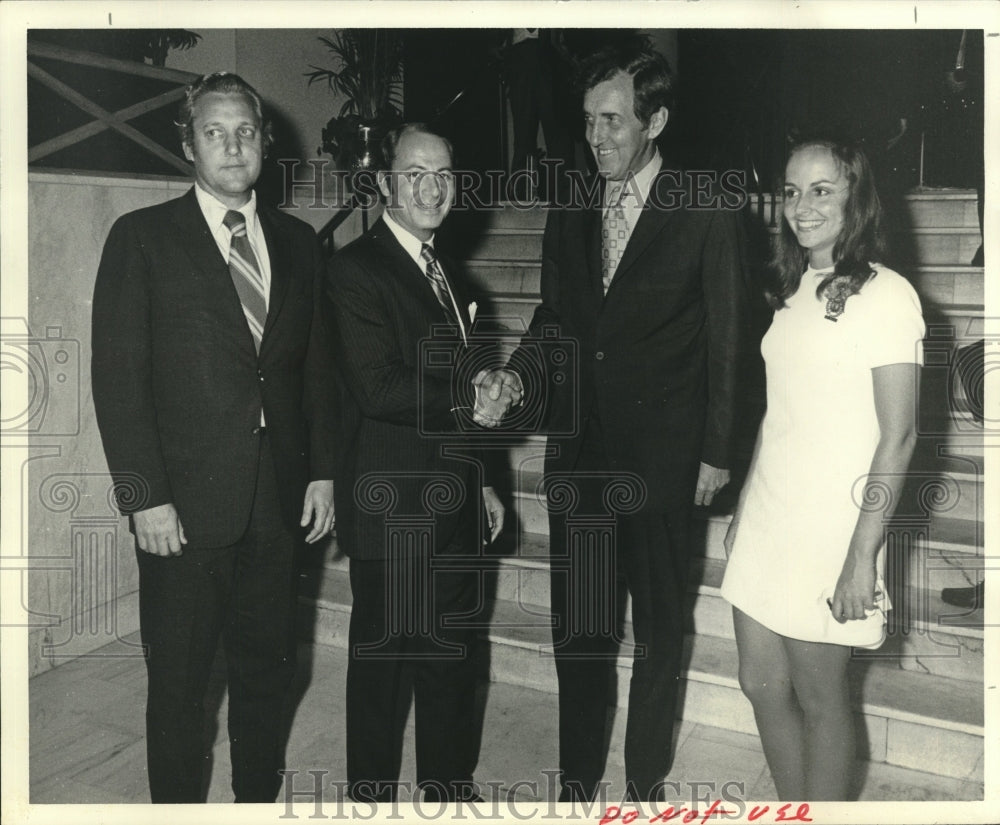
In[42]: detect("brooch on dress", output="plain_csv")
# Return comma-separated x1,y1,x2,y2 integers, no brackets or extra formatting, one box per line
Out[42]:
822,276,856,322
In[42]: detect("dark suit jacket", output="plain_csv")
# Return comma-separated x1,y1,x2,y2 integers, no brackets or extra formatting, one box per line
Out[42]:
91,188,336,547
326,218,488,560
512,169,749,504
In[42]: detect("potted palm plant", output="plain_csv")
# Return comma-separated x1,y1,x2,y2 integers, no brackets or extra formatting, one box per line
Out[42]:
306,30,404,172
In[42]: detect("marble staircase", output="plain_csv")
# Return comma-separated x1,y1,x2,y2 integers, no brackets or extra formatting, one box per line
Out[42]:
301,189,986,788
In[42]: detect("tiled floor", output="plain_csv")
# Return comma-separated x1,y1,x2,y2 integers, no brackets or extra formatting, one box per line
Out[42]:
28,633,984,806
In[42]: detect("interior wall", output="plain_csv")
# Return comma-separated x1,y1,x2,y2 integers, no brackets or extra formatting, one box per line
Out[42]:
24,173,191,677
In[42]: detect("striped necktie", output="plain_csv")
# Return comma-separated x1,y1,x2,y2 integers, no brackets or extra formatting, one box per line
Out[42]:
420,243,457,323
223,210,268,352
601,183,627,294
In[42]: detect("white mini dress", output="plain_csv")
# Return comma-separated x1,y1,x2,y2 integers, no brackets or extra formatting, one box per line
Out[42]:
721,265,925,647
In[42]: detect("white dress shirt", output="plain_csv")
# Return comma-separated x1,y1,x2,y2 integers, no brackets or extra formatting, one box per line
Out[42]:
605,151,663,247
194,184,272,311
195,184,271,424
384,210,466,343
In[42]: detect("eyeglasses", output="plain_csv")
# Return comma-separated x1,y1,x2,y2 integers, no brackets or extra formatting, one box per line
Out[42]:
397,170,455,188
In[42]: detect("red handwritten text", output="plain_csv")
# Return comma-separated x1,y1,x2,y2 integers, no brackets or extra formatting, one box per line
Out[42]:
600,801,811,825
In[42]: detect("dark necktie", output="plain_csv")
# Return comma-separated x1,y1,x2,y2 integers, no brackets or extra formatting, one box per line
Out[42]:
223,209,267,352
420,243,458,325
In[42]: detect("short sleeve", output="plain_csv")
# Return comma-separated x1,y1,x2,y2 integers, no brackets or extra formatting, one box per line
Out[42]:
858,267,926,368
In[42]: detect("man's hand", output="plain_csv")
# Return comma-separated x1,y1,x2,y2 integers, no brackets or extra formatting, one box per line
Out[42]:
482,486,505,544
694,462,730,507
134,503,187,557
472,369,523,427
301,479,335,544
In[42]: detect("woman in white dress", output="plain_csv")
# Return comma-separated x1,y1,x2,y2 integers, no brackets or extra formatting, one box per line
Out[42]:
720,139,924,800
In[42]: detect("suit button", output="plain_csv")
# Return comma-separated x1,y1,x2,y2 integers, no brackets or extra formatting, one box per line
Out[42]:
595,351,605,360
257,369,264,381
251,426,261,435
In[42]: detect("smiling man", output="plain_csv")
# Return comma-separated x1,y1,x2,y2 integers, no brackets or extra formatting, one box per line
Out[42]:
326,123,506,803
92,72,336,803
495,40,750,801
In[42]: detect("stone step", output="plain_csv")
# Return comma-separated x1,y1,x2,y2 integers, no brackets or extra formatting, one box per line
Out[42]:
304,533,984,686
504,489,983,592
504,464,983,527
746,190,981,231
464,259,542,297
461,228,979,272
908,266,984,307
458,189,979,235
900,189,981,229
500,428,984,516
477,297,989,360
886,229,979,267
454,201,552,231
467,263,986,309
464,229,545,262
297,564,984,782
753,225,981,267
924,303,986,338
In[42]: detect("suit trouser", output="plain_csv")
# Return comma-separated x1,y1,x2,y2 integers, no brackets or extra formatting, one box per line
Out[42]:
346,537,480,803
136,431,298,803
506,38,574,183
549,416,694,801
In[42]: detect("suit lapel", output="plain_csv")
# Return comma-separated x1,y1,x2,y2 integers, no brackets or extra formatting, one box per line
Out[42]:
170,191,252,339
168,189,269,358
372,219,462,331
257,206,291,350
584,179,606,302
607,171,677,292
171,189,231,281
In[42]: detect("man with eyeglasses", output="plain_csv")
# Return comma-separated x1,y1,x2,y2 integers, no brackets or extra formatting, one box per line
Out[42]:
325,123,516,803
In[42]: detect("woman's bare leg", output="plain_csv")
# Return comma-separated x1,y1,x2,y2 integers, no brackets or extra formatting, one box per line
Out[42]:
732,608,806,799
783,637,854,800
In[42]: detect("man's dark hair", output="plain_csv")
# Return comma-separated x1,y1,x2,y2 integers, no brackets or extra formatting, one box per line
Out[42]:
176,72,273,151
577,36,675,126
380,122,454,170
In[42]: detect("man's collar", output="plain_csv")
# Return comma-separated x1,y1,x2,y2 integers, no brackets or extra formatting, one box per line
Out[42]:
384,210,434,265
194,183,257,229
606,150,662,206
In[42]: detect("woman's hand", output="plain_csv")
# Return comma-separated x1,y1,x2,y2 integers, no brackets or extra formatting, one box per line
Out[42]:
830,554,877,622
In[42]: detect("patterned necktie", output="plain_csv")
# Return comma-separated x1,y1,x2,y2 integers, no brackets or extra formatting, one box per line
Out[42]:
601,183,628,294
223,210,268,352
420,243,458,324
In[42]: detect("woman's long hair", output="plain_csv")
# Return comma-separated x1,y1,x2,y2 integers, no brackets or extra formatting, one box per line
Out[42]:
767,139,888,310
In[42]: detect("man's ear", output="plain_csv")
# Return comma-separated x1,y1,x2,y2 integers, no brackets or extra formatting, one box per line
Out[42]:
646,107,669,141
182,141,194,163
377,170,392,199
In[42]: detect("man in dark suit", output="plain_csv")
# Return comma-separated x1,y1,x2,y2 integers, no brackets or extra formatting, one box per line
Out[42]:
326,123,511,803
91,72,336,803
482,42,748,801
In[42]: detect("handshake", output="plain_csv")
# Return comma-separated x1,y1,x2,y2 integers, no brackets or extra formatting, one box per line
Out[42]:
471,369,524,428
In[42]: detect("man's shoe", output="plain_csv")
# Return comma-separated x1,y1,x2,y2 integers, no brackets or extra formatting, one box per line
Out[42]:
941,580,985,610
